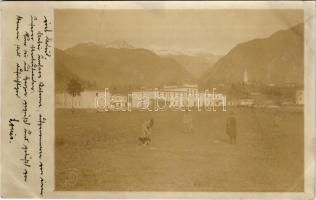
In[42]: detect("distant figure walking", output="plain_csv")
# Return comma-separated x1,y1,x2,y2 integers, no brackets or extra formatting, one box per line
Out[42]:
273,112,280,128
226,111,237,144
183,109,193,133
138,118,154,146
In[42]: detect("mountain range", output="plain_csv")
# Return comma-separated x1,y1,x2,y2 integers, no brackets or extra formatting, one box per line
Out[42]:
201,23,304,86
55,23,304,92
55,44,195,92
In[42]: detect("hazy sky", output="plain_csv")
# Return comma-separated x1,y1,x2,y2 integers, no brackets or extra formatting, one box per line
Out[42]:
55,9,303,55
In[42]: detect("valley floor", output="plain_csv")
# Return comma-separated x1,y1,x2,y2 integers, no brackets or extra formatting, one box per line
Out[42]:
55,107,304,192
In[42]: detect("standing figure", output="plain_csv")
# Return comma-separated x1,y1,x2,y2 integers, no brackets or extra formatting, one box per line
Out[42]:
138,118,154,146
226,111,237,144
273,112,280,128
183,109,193,133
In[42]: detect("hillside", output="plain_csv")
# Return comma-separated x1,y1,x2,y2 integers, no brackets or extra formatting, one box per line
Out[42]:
201,23,304,86
55,48,96,91
55,44,195,92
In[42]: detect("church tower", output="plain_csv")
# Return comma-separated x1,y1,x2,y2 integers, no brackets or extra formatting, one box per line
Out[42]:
243,68,248,84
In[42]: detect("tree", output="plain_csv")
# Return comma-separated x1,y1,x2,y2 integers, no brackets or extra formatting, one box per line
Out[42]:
66,79,83,113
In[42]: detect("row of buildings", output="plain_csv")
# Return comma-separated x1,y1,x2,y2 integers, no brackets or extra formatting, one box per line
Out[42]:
56,83,304,111
55,84,227,111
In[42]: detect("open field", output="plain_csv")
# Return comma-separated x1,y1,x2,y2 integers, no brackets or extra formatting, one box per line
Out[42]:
55,107,304,192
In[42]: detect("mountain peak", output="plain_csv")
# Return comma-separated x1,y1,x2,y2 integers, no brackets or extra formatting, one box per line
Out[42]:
105,39,134,49
70,42,98,49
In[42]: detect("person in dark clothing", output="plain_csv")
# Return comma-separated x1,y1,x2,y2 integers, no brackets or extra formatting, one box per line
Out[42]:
226,111,237,144
138,118,154,146
183,109,193,134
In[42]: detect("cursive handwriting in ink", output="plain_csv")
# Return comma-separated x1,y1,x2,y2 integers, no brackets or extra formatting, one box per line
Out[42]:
38,114,46,159
44,36,52,57
30,45,36,91
16,15,23,40
30,44,36,70
22,100,31,125
23,31,30,47
39,162,43,176
24,128,31,143
13,63,23,98
21,144,31,168
40,177,44,196
37,31,43,51
12,13,52,197
43,16,52,33
9,118,19,143
23,61,30,72
38,82,44,108
23,169,28,182
29,16,37,41
23,75,30,97
16,44,21,57
23,49,28,58
37,55,43,78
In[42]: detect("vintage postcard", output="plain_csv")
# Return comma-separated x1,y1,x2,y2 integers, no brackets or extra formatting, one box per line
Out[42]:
1,1,315,199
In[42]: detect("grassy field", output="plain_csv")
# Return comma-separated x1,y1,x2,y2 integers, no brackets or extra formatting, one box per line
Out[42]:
55,107,304,192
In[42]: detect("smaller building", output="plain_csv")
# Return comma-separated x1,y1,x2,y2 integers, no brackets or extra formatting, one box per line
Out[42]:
239,99,255,107
55,89,112,109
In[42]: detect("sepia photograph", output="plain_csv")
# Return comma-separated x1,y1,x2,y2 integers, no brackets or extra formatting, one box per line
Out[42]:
54,9,305,192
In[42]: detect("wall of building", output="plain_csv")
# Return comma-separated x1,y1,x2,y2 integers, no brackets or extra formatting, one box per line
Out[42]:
56,90,111,109
55,86,227,111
